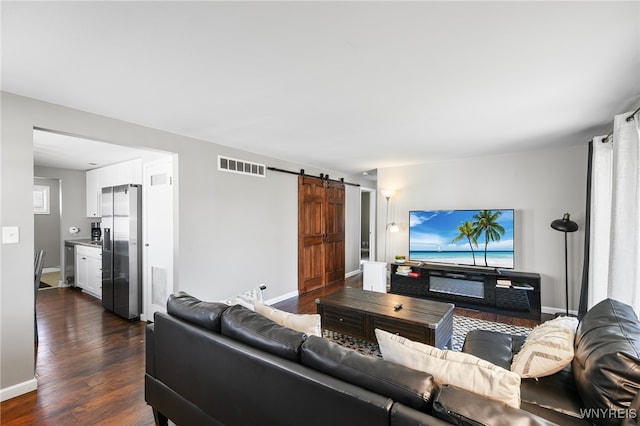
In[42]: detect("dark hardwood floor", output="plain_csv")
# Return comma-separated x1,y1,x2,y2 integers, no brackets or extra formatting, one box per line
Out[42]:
1,287,154,426
2,272,545,424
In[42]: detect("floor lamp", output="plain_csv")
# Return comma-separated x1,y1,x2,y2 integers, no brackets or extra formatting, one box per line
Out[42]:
380,189,398,265
550,213,579,316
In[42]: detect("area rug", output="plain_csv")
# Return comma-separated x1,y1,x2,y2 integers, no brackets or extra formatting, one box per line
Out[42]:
325,315,532,357
40,271,60,288
39,271,60,289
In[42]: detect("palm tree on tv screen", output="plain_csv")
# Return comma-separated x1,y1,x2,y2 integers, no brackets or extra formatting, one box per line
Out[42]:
472,210,505,267
452,221,478,265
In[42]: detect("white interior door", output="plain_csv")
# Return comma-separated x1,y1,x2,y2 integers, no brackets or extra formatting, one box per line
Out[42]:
142,157,174,320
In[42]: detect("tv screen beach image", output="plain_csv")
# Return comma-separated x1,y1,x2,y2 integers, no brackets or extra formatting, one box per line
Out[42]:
409,209,514,268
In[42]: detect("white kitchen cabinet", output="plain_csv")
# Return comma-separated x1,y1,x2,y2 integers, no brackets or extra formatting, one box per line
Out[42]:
99,165,116,188
86,159,143,217
86,169,101,217
131,158,143,184
114,159,142,185
75,245,102,299
87,255,102,298
75,251,88,289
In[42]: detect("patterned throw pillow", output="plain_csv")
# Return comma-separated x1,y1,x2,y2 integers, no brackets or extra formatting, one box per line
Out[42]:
219,286,266,311
375,328,521,408
236,287,265,304
511,316,579,379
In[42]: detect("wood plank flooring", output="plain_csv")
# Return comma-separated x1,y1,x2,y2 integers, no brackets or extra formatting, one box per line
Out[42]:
2,273,546,424
1,287,154,426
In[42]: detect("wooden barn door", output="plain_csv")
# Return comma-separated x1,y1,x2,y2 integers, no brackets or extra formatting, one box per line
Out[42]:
324,181,345,284
298,176,345,294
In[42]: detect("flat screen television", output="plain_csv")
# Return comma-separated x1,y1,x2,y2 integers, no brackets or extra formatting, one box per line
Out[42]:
409,209,514,269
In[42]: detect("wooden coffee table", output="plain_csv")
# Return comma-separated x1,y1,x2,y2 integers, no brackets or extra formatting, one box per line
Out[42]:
316,288,454,349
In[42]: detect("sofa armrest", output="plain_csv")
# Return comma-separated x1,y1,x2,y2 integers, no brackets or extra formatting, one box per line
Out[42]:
432,384,555,426
145,323,155,376
622,390,640,426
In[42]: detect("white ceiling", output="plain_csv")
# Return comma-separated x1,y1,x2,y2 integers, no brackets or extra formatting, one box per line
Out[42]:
32,129,169,171
3,1,640,175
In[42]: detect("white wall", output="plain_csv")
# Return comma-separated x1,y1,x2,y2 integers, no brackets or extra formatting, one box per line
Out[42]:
377,144,588,314
0,92,369,399
33,176,61,267
35,166,94,273
345,184,363,276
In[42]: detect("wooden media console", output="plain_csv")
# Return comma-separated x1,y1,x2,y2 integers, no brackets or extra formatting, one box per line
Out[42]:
390,262,541,321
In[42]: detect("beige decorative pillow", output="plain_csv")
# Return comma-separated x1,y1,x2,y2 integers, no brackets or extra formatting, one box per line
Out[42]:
375,329,521,408
511,316,579,379
254,302,322,337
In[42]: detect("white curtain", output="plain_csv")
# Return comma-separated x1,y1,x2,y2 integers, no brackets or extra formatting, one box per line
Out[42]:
588,111,640,313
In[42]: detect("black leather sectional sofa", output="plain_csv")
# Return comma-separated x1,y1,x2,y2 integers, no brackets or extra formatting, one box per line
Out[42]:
145,293,640,425
461,298,640,425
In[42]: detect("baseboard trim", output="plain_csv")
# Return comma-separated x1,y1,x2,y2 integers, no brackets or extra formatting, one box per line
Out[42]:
265,290,298,305
42,267,60,274
542,306,577,317
345,269,361,278
1,377,37,402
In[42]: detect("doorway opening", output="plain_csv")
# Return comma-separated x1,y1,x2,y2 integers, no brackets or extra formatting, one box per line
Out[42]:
360,187,376,265
34,176,62,289
32,128,177,320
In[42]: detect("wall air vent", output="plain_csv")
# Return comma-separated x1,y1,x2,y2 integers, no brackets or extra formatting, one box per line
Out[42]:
218,155,266,178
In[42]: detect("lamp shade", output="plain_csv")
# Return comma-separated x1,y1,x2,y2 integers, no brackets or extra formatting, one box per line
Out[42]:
381,189,395,199
550,213,578,233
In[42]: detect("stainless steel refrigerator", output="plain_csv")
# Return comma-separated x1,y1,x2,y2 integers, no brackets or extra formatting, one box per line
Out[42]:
101,184,142,319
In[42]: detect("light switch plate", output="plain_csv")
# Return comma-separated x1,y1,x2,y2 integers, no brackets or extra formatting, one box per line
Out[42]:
2,226,20,244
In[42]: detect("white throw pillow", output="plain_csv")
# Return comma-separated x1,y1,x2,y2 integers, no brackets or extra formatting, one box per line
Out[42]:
218,286,266,311
218,296,256,311
375,328,521,408
254,302,322,337
236,287,264,304
511,316,578,379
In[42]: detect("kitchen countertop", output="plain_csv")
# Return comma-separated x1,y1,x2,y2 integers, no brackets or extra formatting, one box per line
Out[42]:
65,239,102,248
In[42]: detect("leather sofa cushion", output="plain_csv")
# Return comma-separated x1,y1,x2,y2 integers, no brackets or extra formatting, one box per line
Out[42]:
462,329,525,370
166,291,229,332
464,329,586,423
520,364,587,422
432,384,556,426
221,304,307,362
572,298,640,426
301,335,436,413
519,401,592,426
